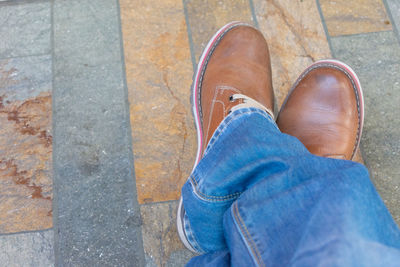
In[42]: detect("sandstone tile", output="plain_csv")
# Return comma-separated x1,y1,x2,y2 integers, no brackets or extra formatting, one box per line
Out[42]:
0,56,52,233
140,201,194,266
0,2,51,59
319,0,392,36
253,0,331,106
0,229,54,267
185,0,254,61
120,0,196,203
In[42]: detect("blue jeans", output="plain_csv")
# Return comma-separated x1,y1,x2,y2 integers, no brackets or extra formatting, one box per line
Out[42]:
182,108,400,266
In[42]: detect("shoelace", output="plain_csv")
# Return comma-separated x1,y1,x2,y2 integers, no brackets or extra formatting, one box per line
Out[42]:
229,93,274,120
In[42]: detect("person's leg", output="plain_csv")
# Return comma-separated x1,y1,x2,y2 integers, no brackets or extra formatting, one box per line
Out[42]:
183,66,400,266
177,21,276,253
178,22,400,265
184,110,400,265
220,156,400,266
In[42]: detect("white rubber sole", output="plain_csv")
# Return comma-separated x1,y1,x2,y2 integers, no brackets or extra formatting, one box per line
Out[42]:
176,197,197,253
279,59,365,159
176,21,252,253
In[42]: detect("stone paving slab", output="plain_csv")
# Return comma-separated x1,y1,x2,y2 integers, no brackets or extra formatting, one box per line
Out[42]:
331,31,400,224
140,201,194,266
184,0,254,61
0,55,52,233
253,0,331,106
385,0,400,39
0,1,51,59
0,229,54,267
52,0,144,265
120,0,196,204
319,0,392,36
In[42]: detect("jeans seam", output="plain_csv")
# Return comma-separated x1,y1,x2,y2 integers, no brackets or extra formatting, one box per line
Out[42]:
233,202,265,267
183,211,205,254
190,175,241,201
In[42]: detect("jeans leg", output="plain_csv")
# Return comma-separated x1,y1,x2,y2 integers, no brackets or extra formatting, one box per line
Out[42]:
182,107,313,252
222,164,400,266
182,107,400,265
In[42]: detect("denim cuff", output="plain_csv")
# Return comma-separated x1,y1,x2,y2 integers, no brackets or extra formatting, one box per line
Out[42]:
204,107,278,157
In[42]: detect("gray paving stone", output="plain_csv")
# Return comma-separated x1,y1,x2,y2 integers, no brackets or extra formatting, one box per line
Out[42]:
385,0,400,39
0,229,54,267
140,201,194,266
0,54,51,102
166,250,195,267
52,0,145,266
0,2,51,59
331,31,400,224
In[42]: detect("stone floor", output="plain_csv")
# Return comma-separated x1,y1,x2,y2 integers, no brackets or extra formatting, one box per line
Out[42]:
0,0,399,266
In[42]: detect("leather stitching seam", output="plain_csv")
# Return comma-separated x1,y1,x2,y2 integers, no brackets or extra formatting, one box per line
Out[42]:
204,85,242,144
197,23,248,123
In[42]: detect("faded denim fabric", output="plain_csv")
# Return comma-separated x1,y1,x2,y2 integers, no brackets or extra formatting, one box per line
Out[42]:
182,108,400,266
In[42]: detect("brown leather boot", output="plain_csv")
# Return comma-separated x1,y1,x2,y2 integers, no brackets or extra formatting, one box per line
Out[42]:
193,21,275,165
178,21,275,253
276,60,364,160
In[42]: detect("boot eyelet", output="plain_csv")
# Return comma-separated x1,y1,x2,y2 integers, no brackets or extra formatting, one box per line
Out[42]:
229,95,234,102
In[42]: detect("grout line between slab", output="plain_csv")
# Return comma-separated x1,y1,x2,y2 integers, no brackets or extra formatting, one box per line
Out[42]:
0,228,53,237
182,0,196,70
248,0,259,29
331,29,395,39
382,0,400,45
0,52,51,61
139,199,179,207
49,0,59,265
315,0,335,58
115,0,146,258
0,0,50,6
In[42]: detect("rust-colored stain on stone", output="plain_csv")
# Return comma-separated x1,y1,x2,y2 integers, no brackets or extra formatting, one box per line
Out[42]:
1,159,51,200
0,63,52,233
120,0,196,204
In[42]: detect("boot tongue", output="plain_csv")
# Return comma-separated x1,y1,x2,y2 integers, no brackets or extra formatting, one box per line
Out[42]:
229,93,275,119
